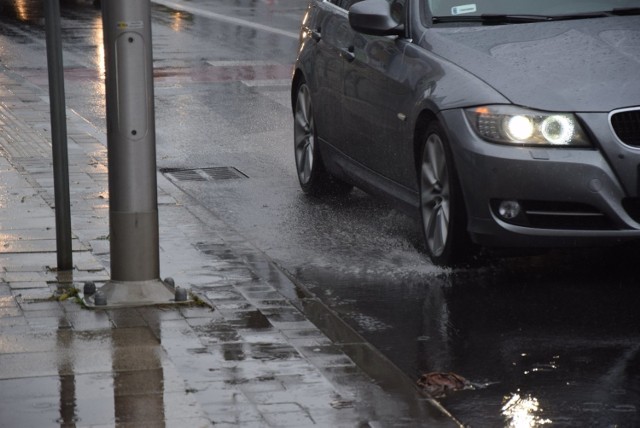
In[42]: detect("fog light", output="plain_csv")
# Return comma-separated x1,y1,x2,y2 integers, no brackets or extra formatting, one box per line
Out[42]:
499,200,521,219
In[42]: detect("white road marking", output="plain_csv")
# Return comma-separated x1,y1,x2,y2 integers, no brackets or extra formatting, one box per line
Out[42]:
151,0,299,39
241,79,291,87
207,60,286,67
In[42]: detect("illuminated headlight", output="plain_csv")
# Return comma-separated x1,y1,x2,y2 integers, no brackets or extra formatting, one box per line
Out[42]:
506,116,534,141
465,105,591,147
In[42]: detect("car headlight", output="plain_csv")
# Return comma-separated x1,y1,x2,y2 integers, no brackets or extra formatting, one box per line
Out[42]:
465,105,591,147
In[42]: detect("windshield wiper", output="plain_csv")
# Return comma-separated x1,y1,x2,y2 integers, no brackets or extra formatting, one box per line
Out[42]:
433,11,610,25
609,7,640,15
432,14,552,24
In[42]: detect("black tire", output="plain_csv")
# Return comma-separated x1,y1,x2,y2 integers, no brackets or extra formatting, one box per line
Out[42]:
419,121,471,265
293,80,352,196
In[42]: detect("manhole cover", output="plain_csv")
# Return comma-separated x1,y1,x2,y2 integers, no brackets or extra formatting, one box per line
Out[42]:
160,167,248,182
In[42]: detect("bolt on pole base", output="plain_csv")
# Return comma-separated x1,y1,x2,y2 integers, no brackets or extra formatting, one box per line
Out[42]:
83,278,191,309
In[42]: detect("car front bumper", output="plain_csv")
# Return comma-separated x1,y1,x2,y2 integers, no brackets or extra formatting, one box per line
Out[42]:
439,109,640,248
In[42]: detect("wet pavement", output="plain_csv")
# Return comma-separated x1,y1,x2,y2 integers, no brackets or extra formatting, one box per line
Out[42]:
2,1,640,426
0,66,458,425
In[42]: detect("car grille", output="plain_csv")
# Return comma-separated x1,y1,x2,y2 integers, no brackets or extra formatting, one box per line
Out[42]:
522,201,614,230
611,108,640,146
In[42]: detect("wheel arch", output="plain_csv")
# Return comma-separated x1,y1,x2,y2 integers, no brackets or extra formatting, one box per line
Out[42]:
413,108,439,180
291,69,306,113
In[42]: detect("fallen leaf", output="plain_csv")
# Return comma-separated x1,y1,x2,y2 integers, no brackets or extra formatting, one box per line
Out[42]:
417,372,472,397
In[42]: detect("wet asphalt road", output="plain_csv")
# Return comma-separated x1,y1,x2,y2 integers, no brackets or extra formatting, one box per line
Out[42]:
1,0,639,426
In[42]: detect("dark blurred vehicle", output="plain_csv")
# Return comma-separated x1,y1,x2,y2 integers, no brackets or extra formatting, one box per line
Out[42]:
291,0,640,265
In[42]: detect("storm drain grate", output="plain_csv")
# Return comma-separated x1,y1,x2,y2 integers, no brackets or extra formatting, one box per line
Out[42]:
201,167,248,180
163,169,207,181
160,167,248,182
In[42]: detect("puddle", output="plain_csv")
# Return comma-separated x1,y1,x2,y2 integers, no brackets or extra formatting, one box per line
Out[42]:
255,299,289,308
249,343,301,361
221,343,246,361
224,374,276,385
192,321,240,343
261,308,306,323
229,310,271,329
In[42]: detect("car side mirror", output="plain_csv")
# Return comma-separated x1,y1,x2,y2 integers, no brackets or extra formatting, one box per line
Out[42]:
348,0,405,37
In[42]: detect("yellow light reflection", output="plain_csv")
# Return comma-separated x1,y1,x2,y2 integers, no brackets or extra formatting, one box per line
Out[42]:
502,393,553,427
170,11,187,32
15,0,29,22
301,10,310,26
92,17,105,78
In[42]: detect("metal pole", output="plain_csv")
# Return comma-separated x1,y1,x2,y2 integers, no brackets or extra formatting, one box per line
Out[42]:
43,0,73,271
89,0,177,307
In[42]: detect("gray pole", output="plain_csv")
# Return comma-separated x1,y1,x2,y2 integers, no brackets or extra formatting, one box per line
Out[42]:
90,0,176,307
43,0,73,271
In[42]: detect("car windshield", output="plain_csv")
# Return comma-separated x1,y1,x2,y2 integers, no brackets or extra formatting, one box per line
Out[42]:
427,0,640,24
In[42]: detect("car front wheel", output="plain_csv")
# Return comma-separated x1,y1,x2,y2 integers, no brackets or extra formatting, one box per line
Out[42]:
419,122,470,265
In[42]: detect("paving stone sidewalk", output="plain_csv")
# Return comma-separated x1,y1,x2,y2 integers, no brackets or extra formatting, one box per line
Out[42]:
0,66,459,427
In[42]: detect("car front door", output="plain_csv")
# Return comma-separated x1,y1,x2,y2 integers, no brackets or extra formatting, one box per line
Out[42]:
339,0,415,188
304,0,353,147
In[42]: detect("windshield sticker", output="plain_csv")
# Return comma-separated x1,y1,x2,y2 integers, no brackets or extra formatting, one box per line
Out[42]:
451,4,477,15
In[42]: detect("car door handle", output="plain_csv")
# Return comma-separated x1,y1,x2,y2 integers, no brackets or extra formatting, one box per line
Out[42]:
340,46,355,62
311,29,321,42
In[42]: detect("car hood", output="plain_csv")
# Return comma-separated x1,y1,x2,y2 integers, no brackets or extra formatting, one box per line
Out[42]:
426,16,640,112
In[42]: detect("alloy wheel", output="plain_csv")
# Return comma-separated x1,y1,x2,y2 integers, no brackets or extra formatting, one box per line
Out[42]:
420,132,451,257
294,84,314,185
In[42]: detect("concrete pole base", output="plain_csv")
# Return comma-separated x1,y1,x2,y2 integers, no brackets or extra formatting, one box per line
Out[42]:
83,279,187,309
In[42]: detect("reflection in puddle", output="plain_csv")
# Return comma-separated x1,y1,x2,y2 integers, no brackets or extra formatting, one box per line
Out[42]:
57,328,77,426
502,393,552,427
91,16,105,79
48,311,171,425
222,343,246,361
9,0,42,22
231,310,271,329
112,327,166,425
347,311,392,332
217,342,302,362
296,255,640,426
169,10,192,33
251,343,300,361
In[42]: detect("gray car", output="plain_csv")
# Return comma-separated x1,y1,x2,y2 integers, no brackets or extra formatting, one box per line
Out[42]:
291,0,640,265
